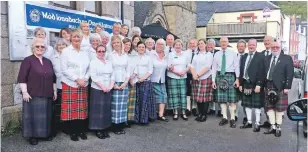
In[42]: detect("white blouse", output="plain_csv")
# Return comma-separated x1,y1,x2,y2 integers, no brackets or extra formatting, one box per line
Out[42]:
60,45,90,88
109,51,130,82
146,49,155,56
191,51,213,80
151,51,168,83
81,35,91,48
88,46,97,61
89,59,115,90
128,53,138,83
167,51,190,79
133,54,153,81
51,51,62,89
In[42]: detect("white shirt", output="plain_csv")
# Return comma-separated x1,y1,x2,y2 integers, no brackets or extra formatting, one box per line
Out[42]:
164,46,174,55
264,49,271,56
146,49,155,56
151,52,168,83
134,54,153,80
186,48,198,64
51,51,63,89
81,35,91,49
90,59,115,90
212,48,240,81
267,54,280,79
191,51,213,80
109,51,130,82
60,45,90,88
243,51,256,80
167,51,190,79
27,45,54,60
127,53,138,84
88,47,97,61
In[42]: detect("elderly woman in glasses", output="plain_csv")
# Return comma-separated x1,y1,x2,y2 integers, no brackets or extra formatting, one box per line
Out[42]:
27,27,54,60
18,37,57,145
88,33,102,60
89,45,114,139
145,37,155,56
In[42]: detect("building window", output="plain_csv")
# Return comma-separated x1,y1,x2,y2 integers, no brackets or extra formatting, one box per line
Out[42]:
243,16,252,23
51,1,76,10
84,1,102,15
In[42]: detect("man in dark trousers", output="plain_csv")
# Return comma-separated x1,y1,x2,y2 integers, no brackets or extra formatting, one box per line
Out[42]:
238,39,265,132
263,40,294,137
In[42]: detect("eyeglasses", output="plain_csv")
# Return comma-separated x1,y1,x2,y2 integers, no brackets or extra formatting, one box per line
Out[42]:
271,46,280,49
35,45,45,49
97,51,106,53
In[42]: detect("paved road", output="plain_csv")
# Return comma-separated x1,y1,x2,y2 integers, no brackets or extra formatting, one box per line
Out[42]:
2,79,307,152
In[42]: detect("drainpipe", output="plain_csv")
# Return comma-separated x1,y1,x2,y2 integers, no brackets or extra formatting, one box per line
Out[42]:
121,1,124,24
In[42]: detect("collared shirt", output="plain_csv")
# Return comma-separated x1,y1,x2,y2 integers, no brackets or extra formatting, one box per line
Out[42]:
89,59,115,90
27,45,54,60
146,49,155,56
51,51,63,89
134,54,153,80
167,51,190,79
109,51,130,82
60,45,90,88
264,49,271,56
186,48,198,63
267,54,280,79
151,51,168,83
127,52,138,84
243,51,256,80
191,51,213,80
81,35,91,48
88,46,97,61
164,46,174,55
212,48,240,81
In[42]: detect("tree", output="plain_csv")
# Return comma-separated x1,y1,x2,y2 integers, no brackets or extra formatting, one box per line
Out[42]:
274,1,307,20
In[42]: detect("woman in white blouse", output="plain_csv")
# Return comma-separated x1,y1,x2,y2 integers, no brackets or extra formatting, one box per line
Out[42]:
145,37,155,56
80,22,91,48
89,45,114,139
151,38,168,122
167,39,190,121
190,39,214,122
133,41,154,125
60,29,90,141
88,33,102,61
109,35,130,135
50,38,68,137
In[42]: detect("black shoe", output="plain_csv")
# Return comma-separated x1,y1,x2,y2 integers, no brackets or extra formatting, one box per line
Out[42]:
235,116,238,122
192,108,198,116
207,109,215,115
96,131,105,139
173,114,179,120
275,125,282,137
114,130,122,135
242,117,248,125
230,119,236,128
29,138,38,145
219,118,228,126
70,134,79,141
181,114,188,121
186,109,191,116
125,123,131,128
260,121,271,128
253,124,261,132
104,132,110,138
240,122,253,129
119,129,125,134
217,110,223,117
264,128,276,134
79,132,87,140
199,115,207,122
195,114,202,122
157,116,169,122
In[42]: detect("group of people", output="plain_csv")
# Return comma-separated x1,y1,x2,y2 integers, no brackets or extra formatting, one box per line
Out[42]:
18,21,294,146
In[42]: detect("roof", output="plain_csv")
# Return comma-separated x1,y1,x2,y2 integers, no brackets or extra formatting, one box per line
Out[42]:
197,1,280,27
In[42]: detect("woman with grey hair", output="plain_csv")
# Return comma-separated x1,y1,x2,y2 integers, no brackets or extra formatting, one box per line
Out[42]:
27,27,54,60
89,33,102,60
18,37,57,145
99,31,112,54
145,38,155,56
129,26,142,39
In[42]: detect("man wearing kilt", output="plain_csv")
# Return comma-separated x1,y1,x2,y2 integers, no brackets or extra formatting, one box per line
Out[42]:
190,39,213,122
212,36,240,128
238,39,265,132
263,40,294,137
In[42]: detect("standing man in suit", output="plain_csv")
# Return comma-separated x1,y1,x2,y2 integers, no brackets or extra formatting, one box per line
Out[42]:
206,39,221,117
164,34,175,54
238,39,265,132
263,40,294,137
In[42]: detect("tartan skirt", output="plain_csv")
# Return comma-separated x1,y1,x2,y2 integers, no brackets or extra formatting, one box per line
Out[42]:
153,83,168,104
111,82,128,124
191,77,213,103
135,81,155,124
242,91,263,109
89,88,112,130
127,86,136,121
264,90,288,112
167,77,187,110
61,83,88,121
22,97,52,138
215,73,237,103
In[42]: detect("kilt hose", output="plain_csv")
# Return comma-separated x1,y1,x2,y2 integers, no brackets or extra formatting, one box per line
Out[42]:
153,83,168,104
167,77,187,110
22,97,52,138
215,73,237,103
264,90,288,112
191,76,213,103
128,86,136,121
135,81,155,124
111,82,128,124
61,83,88,121
89,88,112,130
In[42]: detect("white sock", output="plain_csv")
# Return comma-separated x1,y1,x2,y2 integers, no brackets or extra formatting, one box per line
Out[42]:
267,110,276,125
245,107,252,124
192,100,197,109
220,104,227,119
229,105,236,120
210,102,215,110
186,96,191,111
255,108,261,125
174,109,178,115
276,111,284,125
235,102,240,117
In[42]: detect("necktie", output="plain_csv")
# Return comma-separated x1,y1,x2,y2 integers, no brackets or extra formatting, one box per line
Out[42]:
169,47,172,53
191,49,195,63
221,51,226,75
244,53,253,79
268,56,276,80
266,50,269,56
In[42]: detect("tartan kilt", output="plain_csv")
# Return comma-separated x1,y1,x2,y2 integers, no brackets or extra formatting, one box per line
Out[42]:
61,83,88,121
135,81,155,124
153,83,167,104
89,88,112,130
22,97,52,138
111,82,128,124
127,86,136,121
215,73,237,103
167,77,187,110
191,77,213,103
265,90,288,112
242,92,263,109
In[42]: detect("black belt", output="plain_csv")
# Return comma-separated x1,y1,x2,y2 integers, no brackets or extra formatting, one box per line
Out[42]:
217,71,235,75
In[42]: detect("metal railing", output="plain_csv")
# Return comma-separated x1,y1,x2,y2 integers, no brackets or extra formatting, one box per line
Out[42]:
207,22,267,36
